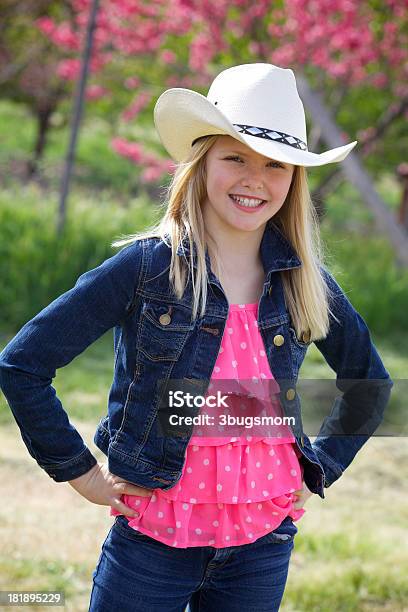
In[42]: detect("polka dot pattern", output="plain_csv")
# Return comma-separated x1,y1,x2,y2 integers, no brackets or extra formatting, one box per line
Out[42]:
111,303,305,548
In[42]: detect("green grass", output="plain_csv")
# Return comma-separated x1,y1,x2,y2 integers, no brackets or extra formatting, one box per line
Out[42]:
0,557,86,593
0,556,93,611
283,562,408,611
280,527,408,610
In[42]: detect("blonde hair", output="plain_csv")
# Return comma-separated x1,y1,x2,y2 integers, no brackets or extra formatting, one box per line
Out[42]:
112,135,337,342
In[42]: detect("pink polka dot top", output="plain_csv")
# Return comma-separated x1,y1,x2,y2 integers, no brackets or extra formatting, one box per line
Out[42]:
111,302,305,548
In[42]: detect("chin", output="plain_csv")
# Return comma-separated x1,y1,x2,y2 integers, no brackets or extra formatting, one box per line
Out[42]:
229,220,267,232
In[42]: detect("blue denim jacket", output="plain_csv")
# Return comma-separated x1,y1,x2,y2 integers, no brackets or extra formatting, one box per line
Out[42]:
0,220,393,499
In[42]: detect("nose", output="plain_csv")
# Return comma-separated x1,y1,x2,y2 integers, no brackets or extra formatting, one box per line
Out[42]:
240,163,265,191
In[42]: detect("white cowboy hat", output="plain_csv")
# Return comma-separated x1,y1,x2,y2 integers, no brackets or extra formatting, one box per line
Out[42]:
154,63,357,167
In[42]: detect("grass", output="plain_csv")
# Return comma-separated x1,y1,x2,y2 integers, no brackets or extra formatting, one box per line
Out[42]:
0,557,89,601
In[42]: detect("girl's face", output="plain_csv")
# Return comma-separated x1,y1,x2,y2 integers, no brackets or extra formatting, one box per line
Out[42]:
202,135,295,235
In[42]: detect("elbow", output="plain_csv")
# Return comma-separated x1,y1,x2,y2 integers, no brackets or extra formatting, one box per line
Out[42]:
0,347,21,395
0,356,13,396
0,351,9,390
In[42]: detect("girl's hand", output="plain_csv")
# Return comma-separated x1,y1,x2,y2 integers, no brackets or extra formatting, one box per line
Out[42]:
68,461,153,518
292,480,313,510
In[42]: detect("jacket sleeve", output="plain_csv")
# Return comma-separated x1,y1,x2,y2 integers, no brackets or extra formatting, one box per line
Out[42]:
0,240,144,482
311,265,393,488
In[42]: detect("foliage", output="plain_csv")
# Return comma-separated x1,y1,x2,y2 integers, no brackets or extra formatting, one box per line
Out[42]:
0,0,72,109
0,175,406,335
34,0,407,181
0,1,403,180
0,1,76,171
0,183,160,332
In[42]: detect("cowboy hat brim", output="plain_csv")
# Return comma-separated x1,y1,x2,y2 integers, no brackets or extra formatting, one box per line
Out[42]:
154,89,357,167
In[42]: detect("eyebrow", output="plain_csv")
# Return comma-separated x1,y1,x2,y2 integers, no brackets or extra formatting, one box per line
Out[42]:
219,149,284,164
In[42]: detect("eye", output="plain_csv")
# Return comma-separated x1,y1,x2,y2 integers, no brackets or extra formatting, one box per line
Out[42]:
224,156,284,168
269,161,284,168
224,156,243,163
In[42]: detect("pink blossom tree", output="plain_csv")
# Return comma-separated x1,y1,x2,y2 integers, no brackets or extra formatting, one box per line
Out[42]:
0,0,75,177
37,0,407,187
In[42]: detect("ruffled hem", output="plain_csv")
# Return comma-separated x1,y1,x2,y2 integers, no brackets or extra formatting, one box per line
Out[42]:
111,494,305,549
155,440,304,503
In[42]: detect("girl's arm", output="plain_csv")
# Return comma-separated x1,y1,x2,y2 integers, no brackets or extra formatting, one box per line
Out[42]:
0,240,144,483
311,265,393,488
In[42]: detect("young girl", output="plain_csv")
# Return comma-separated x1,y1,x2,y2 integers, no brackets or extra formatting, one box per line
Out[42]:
0,64,393,611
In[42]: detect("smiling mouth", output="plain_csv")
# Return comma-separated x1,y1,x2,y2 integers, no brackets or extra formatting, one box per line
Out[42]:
229,194,267,209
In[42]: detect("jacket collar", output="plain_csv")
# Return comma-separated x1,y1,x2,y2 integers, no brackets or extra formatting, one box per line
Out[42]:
175,220,302,277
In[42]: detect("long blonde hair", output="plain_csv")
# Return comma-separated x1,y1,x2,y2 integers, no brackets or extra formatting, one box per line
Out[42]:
112,135,337,342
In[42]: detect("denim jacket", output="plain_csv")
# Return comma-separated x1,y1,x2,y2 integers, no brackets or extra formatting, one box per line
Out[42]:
0,220,393,499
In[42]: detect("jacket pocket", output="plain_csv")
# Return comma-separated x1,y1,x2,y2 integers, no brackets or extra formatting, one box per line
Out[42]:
138,300,194,362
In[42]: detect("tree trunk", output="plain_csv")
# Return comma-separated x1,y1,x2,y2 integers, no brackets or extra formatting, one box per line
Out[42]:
297,73,408,267
311,94,408,206
27,107,53,178
397,164,408,232
57,0,100,236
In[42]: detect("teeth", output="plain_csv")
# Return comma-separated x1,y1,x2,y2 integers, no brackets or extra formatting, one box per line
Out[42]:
231,195,265,207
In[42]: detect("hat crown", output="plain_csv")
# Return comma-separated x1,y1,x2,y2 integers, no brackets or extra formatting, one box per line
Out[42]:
207,63,307,144
153,61,357,166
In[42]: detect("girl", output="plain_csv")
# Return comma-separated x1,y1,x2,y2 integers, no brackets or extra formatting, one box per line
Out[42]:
0,64,393,611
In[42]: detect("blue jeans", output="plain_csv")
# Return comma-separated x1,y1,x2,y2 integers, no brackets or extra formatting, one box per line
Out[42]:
89,515,298,611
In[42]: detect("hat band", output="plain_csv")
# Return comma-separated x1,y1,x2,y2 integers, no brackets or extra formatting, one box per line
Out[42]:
233,124,308,151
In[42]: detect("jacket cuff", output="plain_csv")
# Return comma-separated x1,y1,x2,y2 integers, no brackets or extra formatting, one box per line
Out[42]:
40,446,98,482
310,442,344,488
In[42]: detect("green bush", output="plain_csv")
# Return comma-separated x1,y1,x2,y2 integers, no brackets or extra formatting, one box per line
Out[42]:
1,177,407,336
320,223,408,335
0,184,160,332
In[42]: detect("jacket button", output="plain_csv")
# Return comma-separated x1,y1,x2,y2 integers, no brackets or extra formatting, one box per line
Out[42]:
268,285,273,296
273,334,284,347
286,388,296,400
159,313,171,325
